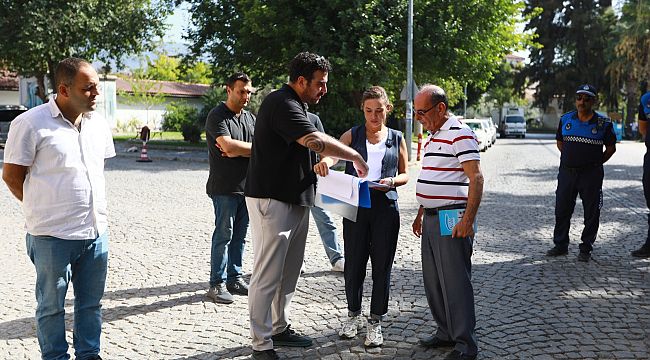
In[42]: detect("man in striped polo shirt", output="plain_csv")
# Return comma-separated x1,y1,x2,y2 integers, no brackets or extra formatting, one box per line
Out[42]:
411,85,484,360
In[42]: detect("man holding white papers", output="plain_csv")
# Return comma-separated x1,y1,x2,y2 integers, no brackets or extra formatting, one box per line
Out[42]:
411,85,483,360
307,112,345,272
244,52,368,360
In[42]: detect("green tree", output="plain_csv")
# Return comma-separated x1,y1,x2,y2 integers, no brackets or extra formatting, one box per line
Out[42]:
486,61,523,107
518,0,616,112
181,61,213,84
146,54,181,81
132,53,214,84
184,0,526,136
606,0,650,124
0,1,173,102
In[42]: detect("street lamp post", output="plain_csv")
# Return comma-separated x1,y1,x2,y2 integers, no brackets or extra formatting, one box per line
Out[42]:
405,0,414,161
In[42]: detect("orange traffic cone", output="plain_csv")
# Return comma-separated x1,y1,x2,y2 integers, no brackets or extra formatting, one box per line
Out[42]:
416,132,423,161
137,142,152,162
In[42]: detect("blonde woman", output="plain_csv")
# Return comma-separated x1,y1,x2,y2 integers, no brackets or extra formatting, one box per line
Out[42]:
314,86,408,347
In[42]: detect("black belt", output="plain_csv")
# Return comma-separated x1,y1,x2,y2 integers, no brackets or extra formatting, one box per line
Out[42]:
424,203,467,216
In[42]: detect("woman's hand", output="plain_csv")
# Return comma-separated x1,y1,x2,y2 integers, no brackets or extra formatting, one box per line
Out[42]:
313,161,330,176
376,177,394,192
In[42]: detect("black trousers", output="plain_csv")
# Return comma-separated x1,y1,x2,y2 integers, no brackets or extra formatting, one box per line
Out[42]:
553,165,604,253
343,189,400,320
643,152,650,247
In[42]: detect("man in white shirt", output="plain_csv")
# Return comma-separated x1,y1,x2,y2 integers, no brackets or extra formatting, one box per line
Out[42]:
2,58,115,360
411,85,483,360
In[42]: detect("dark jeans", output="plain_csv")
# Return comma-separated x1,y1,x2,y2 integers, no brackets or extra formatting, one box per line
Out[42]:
343,189,400,320
553,165,603,253
210,194,249,287
642,151,650,246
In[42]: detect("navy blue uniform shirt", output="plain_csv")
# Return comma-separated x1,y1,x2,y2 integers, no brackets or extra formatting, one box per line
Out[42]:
639,91,650,148
556,111,616,168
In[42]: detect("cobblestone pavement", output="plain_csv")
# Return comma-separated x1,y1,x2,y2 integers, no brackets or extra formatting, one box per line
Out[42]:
1,134,648,359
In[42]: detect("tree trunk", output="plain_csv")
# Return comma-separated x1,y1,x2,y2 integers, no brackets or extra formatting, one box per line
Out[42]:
625,75,638,127
36,74,47,103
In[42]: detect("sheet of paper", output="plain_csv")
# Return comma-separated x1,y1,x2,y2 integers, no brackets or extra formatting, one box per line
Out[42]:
315,193,359,222
316,171,361,206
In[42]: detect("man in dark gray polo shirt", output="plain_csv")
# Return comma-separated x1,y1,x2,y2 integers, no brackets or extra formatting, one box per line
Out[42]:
244,52,368,360
205,72,255,304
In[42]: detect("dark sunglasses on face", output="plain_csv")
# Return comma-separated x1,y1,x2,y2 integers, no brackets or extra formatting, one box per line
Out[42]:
576,95,594,102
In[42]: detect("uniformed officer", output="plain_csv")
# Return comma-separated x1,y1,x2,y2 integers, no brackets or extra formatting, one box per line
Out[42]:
546,84,617,262
631,89,650,258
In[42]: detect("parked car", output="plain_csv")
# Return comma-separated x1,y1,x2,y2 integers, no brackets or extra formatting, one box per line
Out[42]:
479,118,497,146
0,105,28,147
485,118,498,144
461,118,490,152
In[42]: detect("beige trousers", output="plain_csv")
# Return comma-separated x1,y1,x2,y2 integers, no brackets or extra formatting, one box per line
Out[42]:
245,197,309,351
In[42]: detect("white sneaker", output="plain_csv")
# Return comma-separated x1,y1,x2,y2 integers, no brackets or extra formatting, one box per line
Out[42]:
338,315,364,339
331,258,344,272
364,321,383,347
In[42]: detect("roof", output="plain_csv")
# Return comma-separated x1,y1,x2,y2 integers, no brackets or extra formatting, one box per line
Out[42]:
0,70,19,91
505,54,526,63
116,78,210,98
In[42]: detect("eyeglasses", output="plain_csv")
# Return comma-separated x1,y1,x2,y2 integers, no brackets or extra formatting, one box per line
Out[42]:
576,95,594,102
415,102,441,116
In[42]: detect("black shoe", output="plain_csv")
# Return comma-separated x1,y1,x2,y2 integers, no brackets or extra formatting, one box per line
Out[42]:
577,251,591,262
632,244,650,258
445,349,477,360
226,278,249,296
271,325,312,347
252,349,279,360
546,246,568,256
419,335,455,348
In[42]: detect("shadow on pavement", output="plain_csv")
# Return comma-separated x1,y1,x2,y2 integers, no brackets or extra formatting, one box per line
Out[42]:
0,282,208,340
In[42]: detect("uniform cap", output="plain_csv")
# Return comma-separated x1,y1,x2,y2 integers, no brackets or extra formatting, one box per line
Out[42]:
576,84,597,97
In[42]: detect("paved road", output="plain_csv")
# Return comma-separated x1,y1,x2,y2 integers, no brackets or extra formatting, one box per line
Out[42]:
1,134,648,359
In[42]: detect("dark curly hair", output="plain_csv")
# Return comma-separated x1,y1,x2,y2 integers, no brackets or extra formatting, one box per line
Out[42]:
288,52,332,83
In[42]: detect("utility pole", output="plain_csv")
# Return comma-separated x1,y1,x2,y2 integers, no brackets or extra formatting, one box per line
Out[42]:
464,84,467,118
406,0,414,161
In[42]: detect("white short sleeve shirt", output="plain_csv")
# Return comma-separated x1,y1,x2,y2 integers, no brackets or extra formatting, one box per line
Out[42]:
3,97,116,240
415,117,481,209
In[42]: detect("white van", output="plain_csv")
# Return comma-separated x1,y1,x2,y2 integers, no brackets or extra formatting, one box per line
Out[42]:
503,114,526,138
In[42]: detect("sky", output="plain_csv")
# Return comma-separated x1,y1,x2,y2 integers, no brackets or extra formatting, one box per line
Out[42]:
163,3,192,55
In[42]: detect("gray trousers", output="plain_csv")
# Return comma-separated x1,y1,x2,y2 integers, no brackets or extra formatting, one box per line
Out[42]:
421,212,478,356
245,197,309,351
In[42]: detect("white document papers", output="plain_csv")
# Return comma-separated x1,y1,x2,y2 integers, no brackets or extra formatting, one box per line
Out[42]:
316,171,359,206
315,171,372,222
